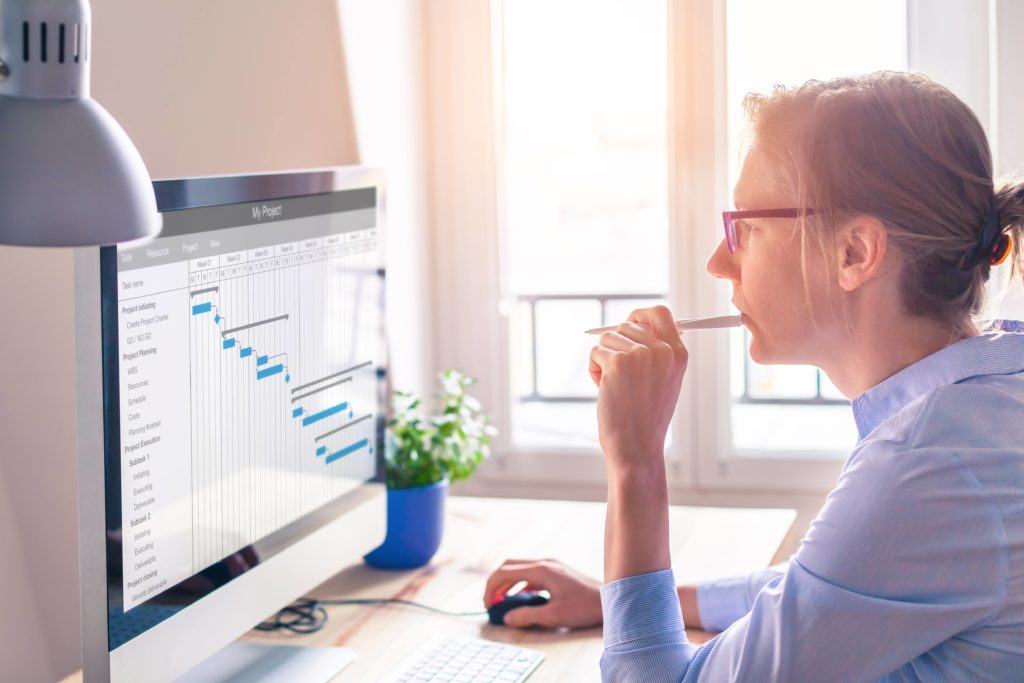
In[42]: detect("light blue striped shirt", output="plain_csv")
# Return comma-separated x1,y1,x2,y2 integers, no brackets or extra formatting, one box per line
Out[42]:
601,320,1024,682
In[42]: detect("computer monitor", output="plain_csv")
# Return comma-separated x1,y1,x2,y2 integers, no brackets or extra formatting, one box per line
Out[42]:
74,167,388,682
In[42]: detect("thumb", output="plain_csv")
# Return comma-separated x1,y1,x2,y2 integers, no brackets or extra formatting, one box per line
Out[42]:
503,603,558,629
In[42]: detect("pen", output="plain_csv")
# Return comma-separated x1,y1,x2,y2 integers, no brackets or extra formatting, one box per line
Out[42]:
584,314,742,335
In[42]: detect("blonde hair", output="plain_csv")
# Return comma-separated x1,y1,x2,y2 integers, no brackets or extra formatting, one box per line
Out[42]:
743,71,1023,336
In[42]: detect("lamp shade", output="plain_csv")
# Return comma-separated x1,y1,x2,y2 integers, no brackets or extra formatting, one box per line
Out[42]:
0,0,160,246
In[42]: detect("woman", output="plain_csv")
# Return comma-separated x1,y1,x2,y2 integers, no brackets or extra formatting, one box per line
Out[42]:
484,72,1024,681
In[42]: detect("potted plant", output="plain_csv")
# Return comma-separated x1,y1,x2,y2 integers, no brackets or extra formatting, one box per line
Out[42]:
363,370,496,569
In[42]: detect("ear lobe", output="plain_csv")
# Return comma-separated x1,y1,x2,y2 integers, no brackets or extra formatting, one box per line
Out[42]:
837,216,887,292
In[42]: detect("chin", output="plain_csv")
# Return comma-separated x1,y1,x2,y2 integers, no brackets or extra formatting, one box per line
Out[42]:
749,333,809,366
746,332,787,365
747,336,773,364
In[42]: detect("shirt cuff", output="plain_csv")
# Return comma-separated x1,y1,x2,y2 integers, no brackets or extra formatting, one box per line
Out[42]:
601,568,685,649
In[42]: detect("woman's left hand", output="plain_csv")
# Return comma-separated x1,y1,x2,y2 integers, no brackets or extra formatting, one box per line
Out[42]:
588,305,688,474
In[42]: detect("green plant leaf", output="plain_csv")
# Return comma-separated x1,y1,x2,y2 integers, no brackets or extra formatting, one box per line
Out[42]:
383,369,497,489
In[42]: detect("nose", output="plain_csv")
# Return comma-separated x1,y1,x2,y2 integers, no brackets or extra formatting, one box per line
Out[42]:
707,238,739,282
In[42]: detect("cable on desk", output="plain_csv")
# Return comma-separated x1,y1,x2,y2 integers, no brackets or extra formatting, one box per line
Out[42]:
255,597,488,635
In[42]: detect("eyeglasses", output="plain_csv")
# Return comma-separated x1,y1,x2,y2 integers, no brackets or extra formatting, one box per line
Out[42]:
722,208,815,254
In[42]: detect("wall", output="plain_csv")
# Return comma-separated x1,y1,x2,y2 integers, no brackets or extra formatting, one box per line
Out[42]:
92,0,358,179
0,2,432,680
0,247,78,682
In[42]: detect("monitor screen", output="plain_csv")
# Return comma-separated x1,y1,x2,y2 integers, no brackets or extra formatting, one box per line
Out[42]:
99,182,385,650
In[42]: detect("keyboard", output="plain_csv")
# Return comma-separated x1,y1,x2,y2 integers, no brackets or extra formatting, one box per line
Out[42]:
379,634,544,682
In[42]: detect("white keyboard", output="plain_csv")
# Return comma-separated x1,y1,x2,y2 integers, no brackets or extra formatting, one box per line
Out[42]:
379,634,544,682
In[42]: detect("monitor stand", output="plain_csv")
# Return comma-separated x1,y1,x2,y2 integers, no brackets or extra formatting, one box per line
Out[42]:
174,642,356,682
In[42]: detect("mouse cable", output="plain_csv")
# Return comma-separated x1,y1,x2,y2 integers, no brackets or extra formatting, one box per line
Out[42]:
255,597,488,635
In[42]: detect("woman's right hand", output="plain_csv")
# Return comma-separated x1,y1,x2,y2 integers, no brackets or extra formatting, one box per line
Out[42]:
483,559,603,629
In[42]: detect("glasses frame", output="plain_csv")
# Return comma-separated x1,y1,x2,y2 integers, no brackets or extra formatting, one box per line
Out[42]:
722,208,815,253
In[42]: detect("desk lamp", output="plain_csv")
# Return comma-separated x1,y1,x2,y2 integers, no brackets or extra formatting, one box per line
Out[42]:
0,0,160,246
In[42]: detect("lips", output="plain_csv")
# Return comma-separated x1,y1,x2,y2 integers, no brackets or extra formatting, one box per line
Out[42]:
732,301,751,327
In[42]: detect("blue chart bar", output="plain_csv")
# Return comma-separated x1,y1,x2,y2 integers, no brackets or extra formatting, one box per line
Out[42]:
302,401,348,427
324,438,369,465
191,302,212,315
256,363,284,380
240,347,252,358
292,407,303,418
256,355,269,366
223,338,236,350
316,445,327,456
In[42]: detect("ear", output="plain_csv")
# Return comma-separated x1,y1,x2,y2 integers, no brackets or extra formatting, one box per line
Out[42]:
836,215,888,292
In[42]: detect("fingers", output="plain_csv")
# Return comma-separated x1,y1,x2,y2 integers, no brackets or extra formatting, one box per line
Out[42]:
483,562,555,607
597,330,640,353
613,321,660,347
503,602,561,629
628,305,684,349
590,320,678,387
589,343,619,387
615,321,675,362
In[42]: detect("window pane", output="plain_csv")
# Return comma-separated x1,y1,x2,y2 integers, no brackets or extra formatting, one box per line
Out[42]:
819,373,847,401
746,364,818,400
726,0,906,455
534,300,601,397
732,403,858,454
500,0,670,448
501,0,669,295
513,402,599,450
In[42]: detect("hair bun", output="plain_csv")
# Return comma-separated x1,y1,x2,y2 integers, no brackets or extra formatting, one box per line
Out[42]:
960,204,1003,270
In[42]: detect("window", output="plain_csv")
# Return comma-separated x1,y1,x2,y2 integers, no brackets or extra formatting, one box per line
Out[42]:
497,0,906,456
497,0,670,449
427,0,1005,491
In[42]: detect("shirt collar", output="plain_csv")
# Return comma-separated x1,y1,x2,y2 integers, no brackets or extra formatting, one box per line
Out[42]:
851,320,1024,441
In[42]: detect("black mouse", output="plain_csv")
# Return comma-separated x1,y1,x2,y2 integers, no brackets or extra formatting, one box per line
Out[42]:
487,591,550,625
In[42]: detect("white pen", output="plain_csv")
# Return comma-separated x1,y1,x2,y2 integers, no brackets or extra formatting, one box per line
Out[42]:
584,314,743,335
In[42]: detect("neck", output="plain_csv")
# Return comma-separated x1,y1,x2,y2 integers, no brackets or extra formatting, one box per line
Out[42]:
820,313,977,399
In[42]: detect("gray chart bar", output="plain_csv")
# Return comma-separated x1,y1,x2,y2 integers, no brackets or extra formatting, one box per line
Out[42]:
291,360,372,393
220,314,289,336
190,286,219,297
315,414,372,442
291,377,352,404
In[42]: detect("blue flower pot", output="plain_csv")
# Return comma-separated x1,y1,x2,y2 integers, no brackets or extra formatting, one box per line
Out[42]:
363,479,448,569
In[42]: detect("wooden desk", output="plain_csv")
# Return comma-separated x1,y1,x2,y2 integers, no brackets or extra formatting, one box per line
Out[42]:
64,496,795,682
250,496,795,681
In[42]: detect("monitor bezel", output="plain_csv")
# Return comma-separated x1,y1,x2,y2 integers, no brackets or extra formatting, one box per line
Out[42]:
76,166,388,682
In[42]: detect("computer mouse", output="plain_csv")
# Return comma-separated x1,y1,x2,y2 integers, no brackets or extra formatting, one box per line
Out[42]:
487,591,550,626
